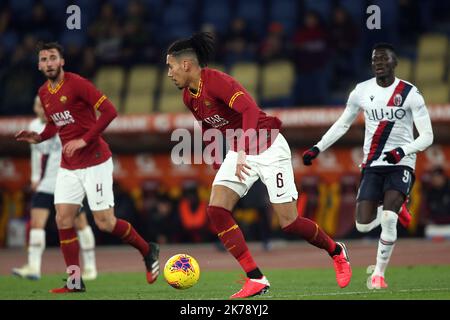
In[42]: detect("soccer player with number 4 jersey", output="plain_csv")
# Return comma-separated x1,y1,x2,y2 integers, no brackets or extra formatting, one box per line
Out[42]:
303,43,433,289
166,33,352,299
15,42,160,293
12,96,97,281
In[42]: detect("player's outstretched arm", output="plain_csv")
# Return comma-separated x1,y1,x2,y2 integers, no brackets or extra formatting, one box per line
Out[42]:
303,94,360,166
15,130,42,144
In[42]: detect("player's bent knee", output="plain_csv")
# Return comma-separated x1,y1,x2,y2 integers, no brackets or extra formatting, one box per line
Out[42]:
209,185,240,212
278,212,297,228
355,220,377,233
380,210,398,242
94,218,114,232
55,213,73,229
93,214,116,232
272,202,297,228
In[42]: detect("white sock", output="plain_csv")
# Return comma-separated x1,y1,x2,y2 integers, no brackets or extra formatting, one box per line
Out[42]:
77,226,97,271
355,205,383,232
28,229,45,273
374,210,398,277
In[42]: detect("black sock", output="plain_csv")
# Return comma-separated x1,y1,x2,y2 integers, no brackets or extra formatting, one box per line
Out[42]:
330,243,342,257
247,268,263,279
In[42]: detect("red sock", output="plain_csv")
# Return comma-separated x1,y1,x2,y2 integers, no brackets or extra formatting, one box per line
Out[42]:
58,228,80,268
111,219,149,257
282,216,336,255
207,206,257,273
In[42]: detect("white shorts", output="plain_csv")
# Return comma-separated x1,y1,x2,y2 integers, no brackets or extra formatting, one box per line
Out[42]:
54,158,115,211
213,133,298,204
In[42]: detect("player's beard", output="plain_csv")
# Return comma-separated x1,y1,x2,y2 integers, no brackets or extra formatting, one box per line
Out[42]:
45,66,62,81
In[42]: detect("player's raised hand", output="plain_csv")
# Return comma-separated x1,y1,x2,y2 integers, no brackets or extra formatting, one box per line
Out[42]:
235,150,251,182
302,146,320,166
63,138,87,157
15,130,41,144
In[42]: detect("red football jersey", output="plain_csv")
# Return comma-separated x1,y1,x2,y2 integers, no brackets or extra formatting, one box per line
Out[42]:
38,72,113,169
183,68,281,154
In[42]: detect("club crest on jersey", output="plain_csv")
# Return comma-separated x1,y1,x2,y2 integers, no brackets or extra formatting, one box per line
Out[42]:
60,95,68,104
393,93,402,106
204,100,212,108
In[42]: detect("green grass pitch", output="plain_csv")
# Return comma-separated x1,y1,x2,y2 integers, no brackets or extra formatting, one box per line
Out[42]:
1,265,449,300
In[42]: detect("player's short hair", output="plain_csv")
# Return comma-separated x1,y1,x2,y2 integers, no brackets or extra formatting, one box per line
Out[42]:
372,42,396,55
36,41,64,58
167,32,215,67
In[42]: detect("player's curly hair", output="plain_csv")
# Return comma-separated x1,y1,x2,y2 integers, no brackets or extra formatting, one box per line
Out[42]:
372,42,396,54
36,41,64,58
167,32,215,67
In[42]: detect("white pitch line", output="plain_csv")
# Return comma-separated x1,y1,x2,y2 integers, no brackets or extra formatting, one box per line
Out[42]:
188,288,450,300
271,287,450,298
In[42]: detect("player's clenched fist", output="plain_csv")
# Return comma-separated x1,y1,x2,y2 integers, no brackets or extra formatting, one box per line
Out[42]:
302,146,320,166
15,130,42,144
382,147,405,164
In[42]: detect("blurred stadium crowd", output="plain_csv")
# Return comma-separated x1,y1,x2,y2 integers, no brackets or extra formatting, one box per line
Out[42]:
1,0,450,247
1,0,450,115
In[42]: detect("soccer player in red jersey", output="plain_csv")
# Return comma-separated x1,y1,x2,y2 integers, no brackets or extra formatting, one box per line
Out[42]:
166,33,352,298
15,42,160,293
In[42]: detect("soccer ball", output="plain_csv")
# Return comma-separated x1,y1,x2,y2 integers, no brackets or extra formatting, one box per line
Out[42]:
163,254,200,289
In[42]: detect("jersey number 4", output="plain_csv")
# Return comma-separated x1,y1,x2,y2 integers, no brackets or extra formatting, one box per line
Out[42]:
96,183,103,197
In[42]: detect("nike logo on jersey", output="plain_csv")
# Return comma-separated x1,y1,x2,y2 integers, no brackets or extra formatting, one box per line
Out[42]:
276,192,286,197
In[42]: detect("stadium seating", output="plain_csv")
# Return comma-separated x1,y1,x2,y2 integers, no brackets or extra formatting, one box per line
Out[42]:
41,0,67,22
370,0,399,27
161,3,195,41
94,66,125,111
304,0,332,20
338,0,365,24
268,0,299,36
417,33,449,61
157,72,186,113
158,93,186,113
201,0,231,34
207,64,226,73
415,59,446,87
235,0,266,36
9,0,33,21
261,60,295,102
421,83,449,104
123,65,158,114
229,62,259,102
396,57,413,82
